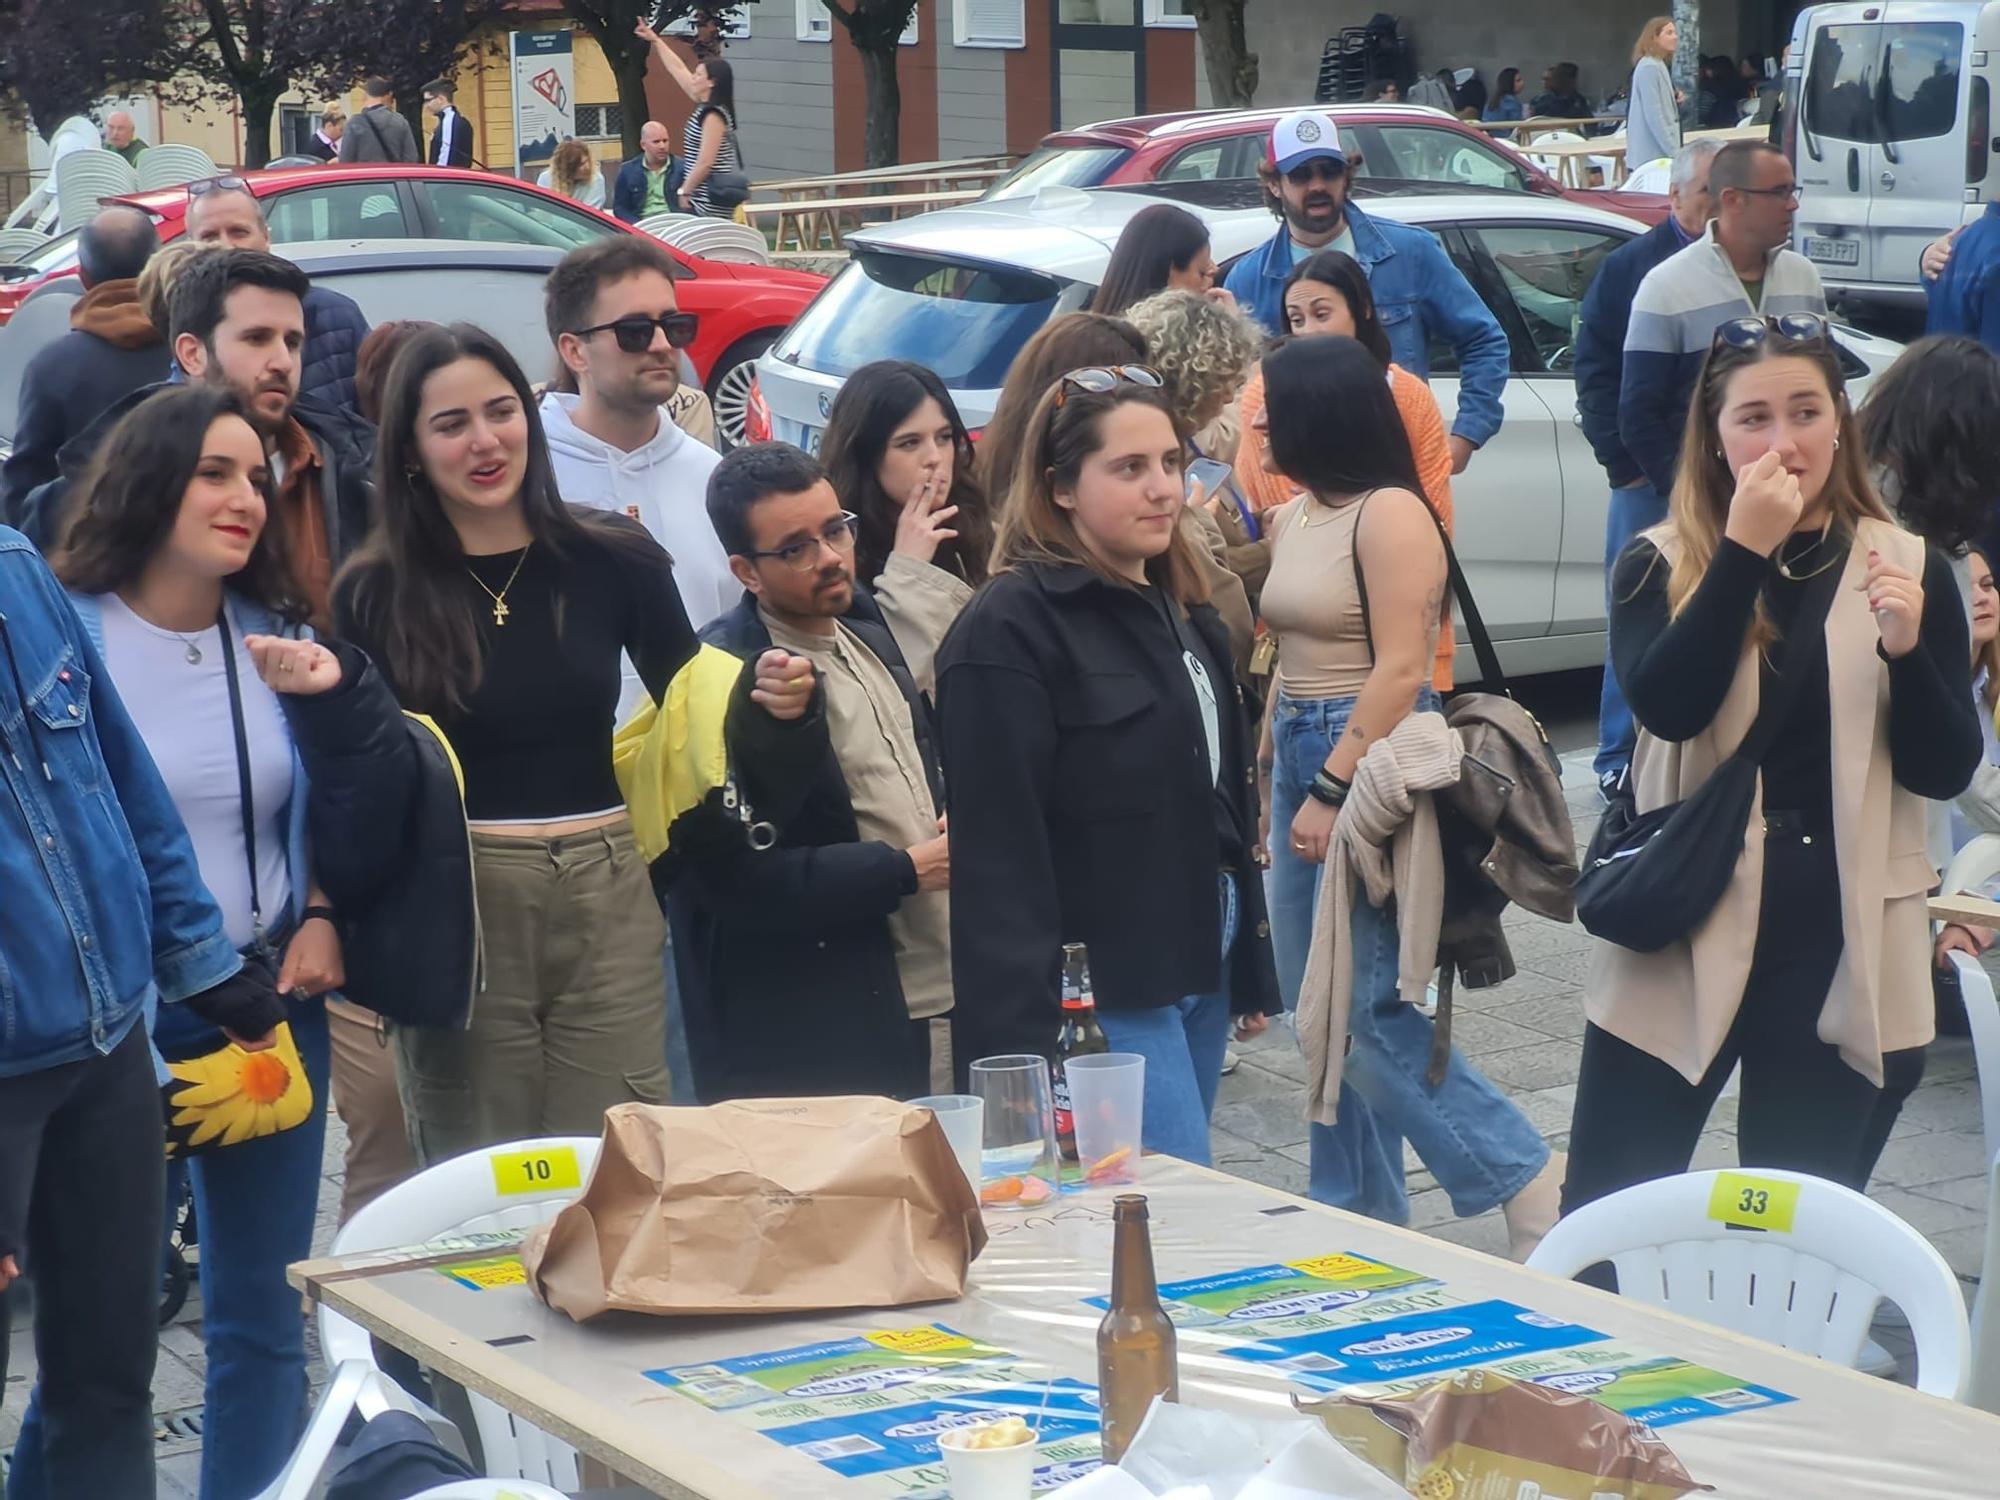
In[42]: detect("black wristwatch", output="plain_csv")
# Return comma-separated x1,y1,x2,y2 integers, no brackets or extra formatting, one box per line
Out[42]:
301,904,338,927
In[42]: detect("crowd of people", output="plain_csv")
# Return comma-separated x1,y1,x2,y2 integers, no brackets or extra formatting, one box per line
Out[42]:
6,86,2000,1498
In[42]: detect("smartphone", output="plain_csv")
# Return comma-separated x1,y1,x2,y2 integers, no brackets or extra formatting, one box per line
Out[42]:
1185,457,1234,505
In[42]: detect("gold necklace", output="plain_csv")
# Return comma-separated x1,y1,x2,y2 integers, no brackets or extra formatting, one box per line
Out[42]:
466,544,531,626
1774,529,1844,581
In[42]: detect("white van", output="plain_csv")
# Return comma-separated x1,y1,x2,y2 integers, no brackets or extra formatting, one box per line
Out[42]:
1787,0,2000,306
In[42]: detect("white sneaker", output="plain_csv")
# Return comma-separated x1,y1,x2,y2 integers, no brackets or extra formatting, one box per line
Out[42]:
1221,1047,1242,1075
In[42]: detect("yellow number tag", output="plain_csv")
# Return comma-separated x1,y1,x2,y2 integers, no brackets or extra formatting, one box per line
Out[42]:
491,1146,581,1197
441,1255,528,1291
1287,1253,1393,1282
866,1326,975,1356
1707,1172,1800,1234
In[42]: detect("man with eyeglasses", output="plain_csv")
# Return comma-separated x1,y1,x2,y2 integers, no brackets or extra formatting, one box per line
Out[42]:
542,237,732,641
670,442,954,1103
1223,110,1509,475
1618,140,1825,507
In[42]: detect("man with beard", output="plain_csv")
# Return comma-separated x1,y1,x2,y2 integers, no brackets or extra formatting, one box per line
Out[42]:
669,443,954,1102
1224,111,1509,473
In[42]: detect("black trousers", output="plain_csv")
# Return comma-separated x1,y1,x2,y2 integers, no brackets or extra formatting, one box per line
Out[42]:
0,1023,164,1497
1564,827,1884,1215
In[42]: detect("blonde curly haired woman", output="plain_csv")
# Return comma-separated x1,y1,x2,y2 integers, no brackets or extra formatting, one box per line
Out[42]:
538,139,605,210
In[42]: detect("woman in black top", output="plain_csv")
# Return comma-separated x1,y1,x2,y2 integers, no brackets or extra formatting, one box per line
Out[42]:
1564,317,1980,1215
937,369,1280,1168
333,324,812,1161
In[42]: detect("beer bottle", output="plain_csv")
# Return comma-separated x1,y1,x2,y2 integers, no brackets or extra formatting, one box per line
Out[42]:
1096,1193,1178,1464
1052,942,1109,1162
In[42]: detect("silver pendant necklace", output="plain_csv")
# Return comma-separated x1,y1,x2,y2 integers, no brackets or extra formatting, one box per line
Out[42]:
177,635,204,665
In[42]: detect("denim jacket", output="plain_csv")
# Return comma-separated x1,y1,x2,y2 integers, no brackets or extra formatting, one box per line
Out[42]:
0,528,239,1078
1223,202,1510,449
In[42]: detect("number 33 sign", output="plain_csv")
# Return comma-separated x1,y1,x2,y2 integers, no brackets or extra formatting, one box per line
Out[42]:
1707,1171,1801,1234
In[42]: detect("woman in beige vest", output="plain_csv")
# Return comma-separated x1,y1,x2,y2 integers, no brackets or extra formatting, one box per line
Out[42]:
1565,316,1981,1213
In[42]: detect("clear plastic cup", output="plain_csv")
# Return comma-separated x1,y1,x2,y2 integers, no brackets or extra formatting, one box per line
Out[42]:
937,1422,1038,1499
1064,1052,1145,1186
911,1094,984,1196
968,1055,1061,1209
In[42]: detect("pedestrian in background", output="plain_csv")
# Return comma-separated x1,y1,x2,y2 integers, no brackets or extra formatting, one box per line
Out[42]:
1093,204,1224,317
304,106,344,162
634,18,745,218
1485,68,1526,122
1566,317,1980,1218
354,320,434,427
538,139,606,210
422,79,475,169
340,77,419,164
101,110,147,165
941,366,1279,1164
1626,16,1683,170
977,312,1149,504
1530,63,1593,120
611,121,681,224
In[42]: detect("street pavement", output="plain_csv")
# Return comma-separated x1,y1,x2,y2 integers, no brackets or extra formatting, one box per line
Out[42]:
3,674,1989,1494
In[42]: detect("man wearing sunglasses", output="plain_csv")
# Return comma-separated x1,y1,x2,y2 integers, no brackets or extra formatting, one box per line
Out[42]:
1222,110,1509,475
542,237,733,647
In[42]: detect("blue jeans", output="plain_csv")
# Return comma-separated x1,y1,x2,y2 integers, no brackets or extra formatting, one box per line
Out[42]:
1266,690,1549,1224
1094,872,1239,1167
1593,481,1668,783
11,997,334,1500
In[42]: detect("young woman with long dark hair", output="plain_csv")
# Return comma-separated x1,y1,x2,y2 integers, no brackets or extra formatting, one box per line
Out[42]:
1093,204,1221,317
1255,336,1558,1250
332,324,811,1162
27,384,405,1500
1565,317,1980,1214
634,18,743,217
939,370,1280,1165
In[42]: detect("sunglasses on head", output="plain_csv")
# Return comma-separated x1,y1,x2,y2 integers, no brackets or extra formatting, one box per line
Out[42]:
1710,314,1831,352
1054,365,1163,407
187,175,252,199
573,311,701,354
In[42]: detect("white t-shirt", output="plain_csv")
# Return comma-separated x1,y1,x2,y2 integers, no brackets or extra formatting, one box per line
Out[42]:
100,596,294,948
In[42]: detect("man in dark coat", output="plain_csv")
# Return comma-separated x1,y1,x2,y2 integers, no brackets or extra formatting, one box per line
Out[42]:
340,78,420,164
422,79,475,168
0,207,164,526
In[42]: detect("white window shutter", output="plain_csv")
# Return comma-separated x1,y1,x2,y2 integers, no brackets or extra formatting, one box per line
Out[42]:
797,0,833,41
955,0,1024,46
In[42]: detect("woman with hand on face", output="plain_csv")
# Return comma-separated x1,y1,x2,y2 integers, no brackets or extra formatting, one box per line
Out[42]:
1093,204,1232,318
1566,317,1980,1216
938,368,1281,1165
33,384,407,1500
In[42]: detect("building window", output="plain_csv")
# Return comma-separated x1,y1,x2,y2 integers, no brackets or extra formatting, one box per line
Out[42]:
573,104,624,140
954,0,1024,47
798,0,916,44
1142,0,1195,26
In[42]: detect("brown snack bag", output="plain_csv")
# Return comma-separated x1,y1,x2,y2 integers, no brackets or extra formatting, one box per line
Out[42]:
521,1097,987,1321
1301,1370,1710,1500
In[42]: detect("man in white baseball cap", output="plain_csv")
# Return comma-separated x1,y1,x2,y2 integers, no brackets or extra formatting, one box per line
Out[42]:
1224,109,1509,473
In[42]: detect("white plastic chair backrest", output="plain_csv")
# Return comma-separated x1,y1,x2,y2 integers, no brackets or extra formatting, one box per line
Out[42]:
53,150,136,231
253,1360,421,1500
654,219,770,265
134,143,218,191
1966,1147,2000,1414
634,211,694,239
1623,157,1672,194
1942,834,2000,904
0,227,51,261
1946,950,2000,1169
321,1136,600,1487
2,187,51,232
409,1483,570,1500
1527,1168,1971,1399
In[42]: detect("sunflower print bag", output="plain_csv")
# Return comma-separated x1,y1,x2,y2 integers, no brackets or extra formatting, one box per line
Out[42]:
162,1020,314,1159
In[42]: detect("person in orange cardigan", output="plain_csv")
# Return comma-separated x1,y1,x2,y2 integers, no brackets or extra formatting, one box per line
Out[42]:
1235,251,1456,689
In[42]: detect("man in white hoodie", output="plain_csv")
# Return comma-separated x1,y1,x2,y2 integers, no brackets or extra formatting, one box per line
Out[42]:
541,237,736,630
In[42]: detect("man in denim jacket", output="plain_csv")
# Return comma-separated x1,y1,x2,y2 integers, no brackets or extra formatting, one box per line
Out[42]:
1223,110,1510,475
0,527,280,1496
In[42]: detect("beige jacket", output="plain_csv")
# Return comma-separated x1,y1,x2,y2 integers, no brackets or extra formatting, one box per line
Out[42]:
1298,711,1462,1124
1586,516,1935,1086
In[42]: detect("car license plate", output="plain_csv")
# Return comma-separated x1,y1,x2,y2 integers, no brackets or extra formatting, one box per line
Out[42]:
801,425,822,456
1803,236,1860,266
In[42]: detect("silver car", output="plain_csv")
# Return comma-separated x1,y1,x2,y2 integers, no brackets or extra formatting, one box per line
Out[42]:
751,187,1902,677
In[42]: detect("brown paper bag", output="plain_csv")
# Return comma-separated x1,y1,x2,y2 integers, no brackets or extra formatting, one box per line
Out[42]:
521,1096,988,1322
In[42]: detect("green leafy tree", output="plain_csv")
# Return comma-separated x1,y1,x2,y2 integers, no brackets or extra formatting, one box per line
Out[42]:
0,0,175,139
566,0,747,160
817,0,920,168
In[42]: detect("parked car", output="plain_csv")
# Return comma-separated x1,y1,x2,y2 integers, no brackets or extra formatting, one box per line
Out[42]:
986,104,1669,227
751,186,1901,678
0,163,824,443
1784,0,2000,309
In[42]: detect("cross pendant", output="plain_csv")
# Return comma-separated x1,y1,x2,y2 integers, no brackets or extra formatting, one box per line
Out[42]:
493,599,510,626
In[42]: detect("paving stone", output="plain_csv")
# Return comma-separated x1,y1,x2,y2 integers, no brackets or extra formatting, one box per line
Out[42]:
1476,1041,1583,1093
1445,1012,1552,1055
1211,1096,1311,1151
1482,993,1591,1040
1923,1224,1991,1281
1871,1130,1993,1190
1908,1174,1990,1214
1518,949,1595,987
1866,1185,1987,1239
1513,1085,1579,1137
1428,1210,1511,1259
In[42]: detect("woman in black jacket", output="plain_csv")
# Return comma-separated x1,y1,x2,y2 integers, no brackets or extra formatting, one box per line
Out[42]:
937,367,1280,1167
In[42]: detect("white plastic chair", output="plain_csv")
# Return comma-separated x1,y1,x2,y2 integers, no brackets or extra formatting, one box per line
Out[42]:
1966,1147,2000,1413
0,227,50,262
52,149,136,231
411,1484,570,1500
1622,157,1673,194
1942,834,2000,907
1520,128,1587,186
253,1360,429,1500
1528,1168,1971,1399
323,1136,601,1488
634,210,695,239
1944,951,2000,1171
133,142,218,191
651,217,771,265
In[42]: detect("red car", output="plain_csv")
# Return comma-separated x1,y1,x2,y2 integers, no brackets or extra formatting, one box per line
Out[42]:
0,164,825,439
988,104,1668,226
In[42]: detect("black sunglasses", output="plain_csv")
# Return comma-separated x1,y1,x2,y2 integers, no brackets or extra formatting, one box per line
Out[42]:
748,512,860,572
1054,365,1163,407
187,175,252,199
1710,314,1831,352
573,311,701,354
1735,182,1803,202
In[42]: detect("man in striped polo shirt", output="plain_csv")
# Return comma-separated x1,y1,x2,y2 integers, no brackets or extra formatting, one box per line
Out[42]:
1617,141,1826,502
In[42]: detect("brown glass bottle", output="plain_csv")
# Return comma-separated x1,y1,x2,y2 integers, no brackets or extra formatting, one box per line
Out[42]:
1051,942,1109,1162
1096,1193,1178,1464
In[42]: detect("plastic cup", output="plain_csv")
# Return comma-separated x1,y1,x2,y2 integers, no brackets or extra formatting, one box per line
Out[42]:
968,1055,1061,1210
1064,1052,1145,1186
912,1094,984,1196
937,1424,1038,1499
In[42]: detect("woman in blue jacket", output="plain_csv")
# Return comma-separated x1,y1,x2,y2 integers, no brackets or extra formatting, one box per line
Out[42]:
15,385,408,1500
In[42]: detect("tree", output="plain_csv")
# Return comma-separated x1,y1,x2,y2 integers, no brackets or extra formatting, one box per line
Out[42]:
818,0,920,168
561,1,659,162
324,0,509,153
0,0,175,139
1189,0,1255,109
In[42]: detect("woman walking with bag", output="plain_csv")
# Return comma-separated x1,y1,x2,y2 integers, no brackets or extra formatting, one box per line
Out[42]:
1256,337,1558,1251
1565,317,1980,1214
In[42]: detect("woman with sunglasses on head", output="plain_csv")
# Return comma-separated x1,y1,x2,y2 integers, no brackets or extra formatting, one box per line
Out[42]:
332,324,815,1163
938,366,1281,1164
23,384,407,1500
1565,316,1980,1216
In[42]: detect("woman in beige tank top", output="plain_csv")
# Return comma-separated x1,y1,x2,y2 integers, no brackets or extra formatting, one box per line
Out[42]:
1257,336,1560,1252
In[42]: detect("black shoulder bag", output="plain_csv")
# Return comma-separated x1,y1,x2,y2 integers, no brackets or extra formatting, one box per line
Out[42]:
1574,556,1841,953
701,108,753,211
